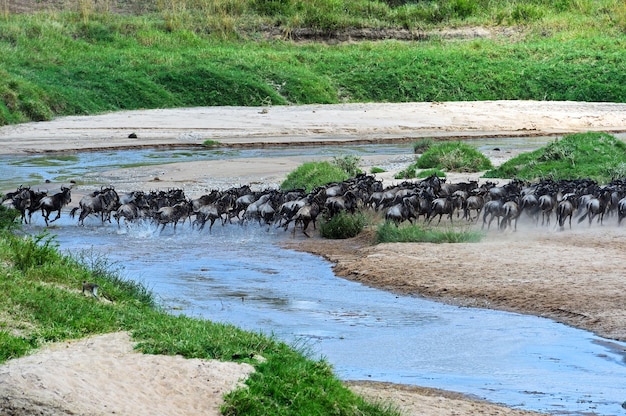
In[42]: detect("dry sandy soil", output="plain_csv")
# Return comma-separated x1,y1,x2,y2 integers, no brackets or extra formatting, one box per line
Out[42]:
1,101,626,415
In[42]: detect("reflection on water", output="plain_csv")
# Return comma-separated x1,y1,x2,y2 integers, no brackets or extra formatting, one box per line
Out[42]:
37,216,626,416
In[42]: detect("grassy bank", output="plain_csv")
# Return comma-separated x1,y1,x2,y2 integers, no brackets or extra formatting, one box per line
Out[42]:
0,223,399,415
1,0,625,125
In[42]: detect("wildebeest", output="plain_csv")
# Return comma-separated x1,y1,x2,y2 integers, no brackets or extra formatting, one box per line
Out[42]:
3,186,48,224
289,202,321,237
556,193,577,230
481,199,504,230
70,187,120,226
385,198,416,226
428,196,454,225
499,199,521,231
36,186,72,226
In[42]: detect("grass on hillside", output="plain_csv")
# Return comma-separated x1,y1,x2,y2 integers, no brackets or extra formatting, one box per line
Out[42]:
483,132,626,183
0,222,399,415
1,3,626,125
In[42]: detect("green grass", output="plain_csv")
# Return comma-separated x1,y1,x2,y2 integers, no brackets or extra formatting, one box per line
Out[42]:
281,160,349,192
376,221,484,244
483,132,626,183
0,221,400,415
319,211,368,239
1,6,626,126
416,141,493,172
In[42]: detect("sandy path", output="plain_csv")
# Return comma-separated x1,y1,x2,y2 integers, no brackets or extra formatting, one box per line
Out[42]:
2,101,625,416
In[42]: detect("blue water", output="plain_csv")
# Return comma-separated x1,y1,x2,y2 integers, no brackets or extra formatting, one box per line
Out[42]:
38,217,626,416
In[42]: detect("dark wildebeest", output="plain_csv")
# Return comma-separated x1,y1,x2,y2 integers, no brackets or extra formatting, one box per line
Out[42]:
290,202,321,237
70,187,120,226
538,194,556,226
4,186,48,224
481,199,504,230
385,198,416,226
36,186,72,226
428,196,454,225
556,193,577,230
499,199,521,231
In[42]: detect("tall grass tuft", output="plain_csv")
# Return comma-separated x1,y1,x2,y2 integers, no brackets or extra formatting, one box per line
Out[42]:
376,221,483,243
417,142,493,172
281,161,349,193
319,211,367,239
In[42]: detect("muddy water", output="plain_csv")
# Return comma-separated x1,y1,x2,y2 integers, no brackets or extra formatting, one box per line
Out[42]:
6,137,626,415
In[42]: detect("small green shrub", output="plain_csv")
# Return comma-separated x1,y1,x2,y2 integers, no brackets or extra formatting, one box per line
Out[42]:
332,155,362,177
202,139,221,147
394,163,418,179
370,166,386,174
8,232,63,271
416,142,492,172
281,161,349,193
413,138,434,154
319,211,367,239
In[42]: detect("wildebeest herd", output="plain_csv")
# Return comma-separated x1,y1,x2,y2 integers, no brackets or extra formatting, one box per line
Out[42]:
3,172,626,235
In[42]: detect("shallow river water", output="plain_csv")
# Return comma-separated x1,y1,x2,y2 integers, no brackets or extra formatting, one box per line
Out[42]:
6,138,626,415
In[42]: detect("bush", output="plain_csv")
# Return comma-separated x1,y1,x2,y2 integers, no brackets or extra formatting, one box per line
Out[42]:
281,161,349,193
332,155,362,177
413,138,434,154
416,142,493,172
319,211,367,239
483,132,626,183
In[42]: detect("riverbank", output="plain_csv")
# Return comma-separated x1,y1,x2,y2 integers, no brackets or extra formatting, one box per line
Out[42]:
1,101,625,415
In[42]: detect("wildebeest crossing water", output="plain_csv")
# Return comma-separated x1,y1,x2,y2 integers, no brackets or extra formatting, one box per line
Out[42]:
4,142,626,415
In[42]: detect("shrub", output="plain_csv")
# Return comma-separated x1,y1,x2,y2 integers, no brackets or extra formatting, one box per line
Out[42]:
413,138,434,154
332,155,362,177
484,132,626,183
281,161,349,193
319,211,367,239
416,142,492,172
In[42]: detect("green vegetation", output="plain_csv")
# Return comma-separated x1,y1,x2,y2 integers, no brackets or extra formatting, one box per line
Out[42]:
332,155,363,177
202,139,222,147
484,132,626,183
1,0,626,125
319,211,368,239
0,219,399,415
376,221,484,244
417,168,445,178
394,163,416,179
416,142,493,172
370,166,386,174
412,139,434,154
280,159,354,192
